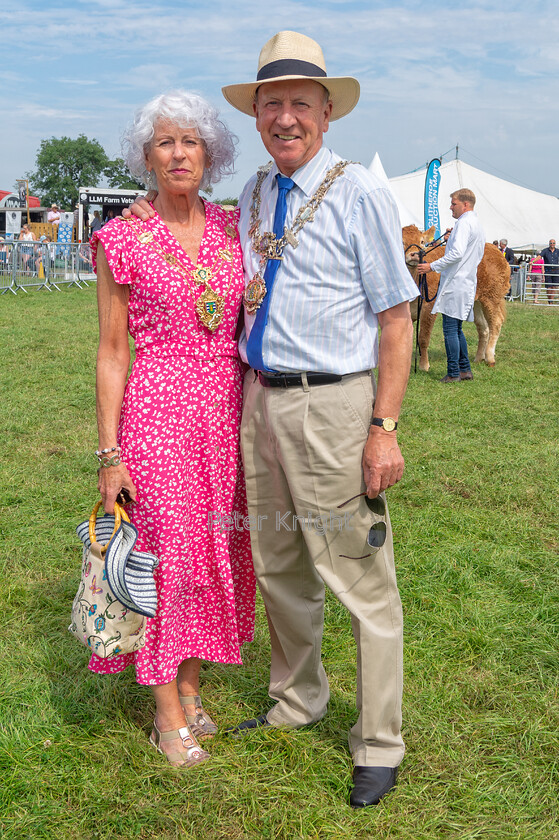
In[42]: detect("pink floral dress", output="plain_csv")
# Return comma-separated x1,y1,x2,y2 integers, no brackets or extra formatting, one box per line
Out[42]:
90,202,255,685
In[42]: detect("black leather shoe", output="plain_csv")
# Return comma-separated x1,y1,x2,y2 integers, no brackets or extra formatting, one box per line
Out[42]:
350,766,398,808
225,713,270,734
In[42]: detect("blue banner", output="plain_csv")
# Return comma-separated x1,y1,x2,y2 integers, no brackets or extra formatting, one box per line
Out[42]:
424,158,441,238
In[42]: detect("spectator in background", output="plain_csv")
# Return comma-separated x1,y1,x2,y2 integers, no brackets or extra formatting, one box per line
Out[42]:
499,239,516,265
90,210,103,237
48,204,61,226
540,239,559,305
528,253,545,304
44,234,56,264
103,209,115,225
499,239,517,299
72,204,80,240
36,234,48,274
78,243,93,272
0,238,8,269
18,223,37,272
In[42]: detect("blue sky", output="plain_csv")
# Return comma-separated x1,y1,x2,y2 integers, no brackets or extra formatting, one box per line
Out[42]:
2,0,558,203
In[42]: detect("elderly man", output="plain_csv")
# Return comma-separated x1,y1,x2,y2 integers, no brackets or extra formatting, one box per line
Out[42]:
540,238,559,304
128,31,418,807
499,239,515,265
47,204,60,226
222,31,418,808
418,189,485,382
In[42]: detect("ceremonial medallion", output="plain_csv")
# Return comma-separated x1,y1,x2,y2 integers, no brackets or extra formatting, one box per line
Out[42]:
225,224,236,238
196,287,225,332
243,274,267,314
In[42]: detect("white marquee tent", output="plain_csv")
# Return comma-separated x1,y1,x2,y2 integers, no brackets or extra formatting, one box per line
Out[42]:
368,153,422,228
371,156,559,251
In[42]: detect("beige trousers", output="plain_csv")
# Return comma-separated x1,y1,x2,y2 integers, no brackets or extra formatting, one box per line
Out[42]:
241,370,405,767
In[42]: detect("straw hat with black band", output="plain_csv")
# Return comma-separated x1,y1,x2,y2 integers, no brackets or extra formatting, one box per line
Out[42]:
222,31,360,121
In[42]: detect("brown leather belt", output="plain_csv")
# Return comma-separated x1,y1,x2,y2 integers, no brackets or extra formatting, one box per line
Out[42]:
257,371,343,388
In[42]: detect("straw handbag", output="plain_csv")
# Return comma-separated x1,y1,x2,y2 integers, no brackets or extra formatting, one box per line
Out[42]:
69,501,159,659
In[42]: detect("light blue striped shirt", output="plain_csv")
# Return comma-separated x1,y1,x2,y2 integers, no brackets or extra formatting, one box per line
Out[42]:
238,145,418,373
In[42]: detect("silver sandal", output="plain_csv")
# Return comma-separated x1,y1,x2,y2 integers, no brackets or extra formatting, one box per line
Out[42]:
179,694,218,740
149,722,210,768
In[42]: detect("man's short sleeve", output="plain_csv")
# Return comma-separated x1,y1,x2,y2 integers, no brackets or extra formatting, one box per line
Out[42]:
350,185,418,313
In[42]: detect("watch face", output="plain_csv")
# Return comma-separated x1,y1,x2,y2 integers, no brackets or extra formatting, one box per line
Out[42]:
382,418,396,432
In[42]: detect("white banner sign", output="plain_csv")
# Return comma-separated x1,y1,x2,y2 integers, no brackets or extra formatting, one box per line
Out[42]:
6,210,22,235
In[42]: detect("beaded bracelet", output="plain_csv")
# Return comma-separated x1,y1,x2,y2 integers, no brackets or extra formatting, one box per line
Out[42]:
98,454,122,468
95,446,120,457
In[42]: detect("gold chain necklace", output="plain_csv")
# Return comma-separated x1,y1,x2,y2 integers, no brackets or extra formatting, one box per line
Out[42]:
125,212,237,333
244,159,353,314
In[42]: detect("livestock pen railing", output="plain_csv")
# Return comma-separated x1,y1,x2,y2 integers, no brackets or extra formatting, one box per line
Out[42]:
0,242,94,294
523,264,559,306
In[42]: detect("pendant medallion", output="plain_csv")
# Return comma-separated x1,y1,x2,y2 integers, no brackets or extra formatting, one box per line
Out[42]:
196,287,225,332
243,274,267,314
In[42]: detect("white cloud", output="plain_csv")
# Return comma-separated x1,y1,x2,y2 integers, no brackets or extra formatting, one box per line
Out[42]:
58,79,99,86
15,104,90,121
1,0,558,200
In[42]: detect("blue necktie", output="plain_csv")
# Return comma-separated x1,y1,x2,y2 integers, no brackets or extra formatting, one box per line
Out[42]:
246,174,295,371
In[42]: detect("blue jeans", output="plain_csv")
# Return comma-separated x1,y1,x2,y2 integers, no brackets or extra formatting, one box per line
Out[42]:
441,314,471,378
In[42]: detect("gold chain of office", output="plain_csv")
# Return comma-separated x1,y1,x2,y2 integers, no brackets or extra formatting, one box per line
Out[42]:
244,159,353,314
124,213,237,332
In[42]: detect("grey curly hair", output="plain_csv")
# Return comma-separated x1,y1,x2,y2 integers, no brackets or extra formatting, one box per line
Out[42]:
121,90,237,191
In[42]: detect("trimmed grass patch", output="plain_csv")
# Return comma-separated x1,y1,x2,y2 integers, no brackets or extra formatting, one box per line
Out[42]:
1,290,557,839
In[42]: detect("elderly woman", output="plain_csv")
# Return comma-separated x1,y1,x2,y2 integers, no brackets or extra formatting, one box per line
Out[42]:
90,91,255,768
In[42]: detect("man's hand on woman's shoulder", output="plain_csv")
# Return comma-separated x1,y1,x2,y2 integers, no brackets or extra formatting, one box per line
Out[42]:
122,191,157,221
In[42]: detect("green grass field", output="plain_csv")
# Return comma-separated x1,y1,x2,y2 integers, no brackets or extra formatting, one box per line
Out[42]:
0,288,557,840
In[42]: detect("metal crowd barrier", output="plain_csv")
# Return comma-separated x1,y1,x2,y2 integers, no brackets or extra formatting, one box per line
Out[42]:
0,241,15,294
0,242,94,294
523,264,559,306
508,264,524,301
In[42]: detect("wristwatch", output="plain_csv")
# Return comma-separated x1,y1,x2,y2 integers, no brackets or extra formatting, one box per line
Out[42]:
371,417,398,432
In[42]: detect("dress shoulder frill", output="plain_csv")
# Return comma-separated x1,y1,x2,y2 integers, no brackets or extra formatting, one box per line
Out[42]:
90,217,138,285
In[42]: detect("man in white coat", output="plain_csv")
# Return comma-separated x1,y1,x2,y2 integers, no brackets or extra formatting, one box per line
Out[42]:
417,189,485,382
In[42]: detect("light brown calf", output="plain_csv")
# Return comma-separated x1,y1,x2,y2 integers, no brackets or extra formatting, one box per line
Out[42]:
403,225,510,371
